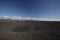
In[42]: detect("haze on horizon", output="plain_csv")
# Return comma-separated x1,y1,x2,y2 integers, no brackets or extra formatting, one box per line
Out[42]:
0,0,60,18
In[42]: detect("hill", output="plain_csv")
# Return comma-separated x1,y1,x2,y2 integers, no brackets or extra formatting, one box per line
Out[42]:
0,20,60,40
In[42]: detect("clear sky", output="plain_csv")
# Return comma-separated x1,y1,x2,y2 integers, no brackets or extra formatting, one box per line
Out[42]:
0,0,60,18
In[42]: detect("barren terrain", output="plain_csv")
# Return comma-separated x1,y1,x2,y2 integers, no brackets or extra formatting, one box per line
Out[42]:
0,20,60,40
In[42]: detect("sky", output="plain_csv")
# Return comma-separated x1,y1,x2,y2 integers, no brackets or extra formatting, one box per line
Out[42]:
0,0,60,18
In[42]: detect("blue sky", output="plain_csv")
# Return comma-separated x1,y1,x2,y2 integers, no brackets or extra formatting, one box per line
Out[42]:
0,0,60,18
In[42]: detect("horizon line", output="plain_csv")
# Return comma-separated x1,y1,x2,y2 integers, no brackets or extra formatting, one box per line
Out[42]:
0,16,60,21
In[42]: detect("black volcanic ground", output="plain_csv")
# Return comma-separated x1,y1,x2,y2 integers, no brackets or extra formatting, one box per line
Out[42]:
0,20,60,40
